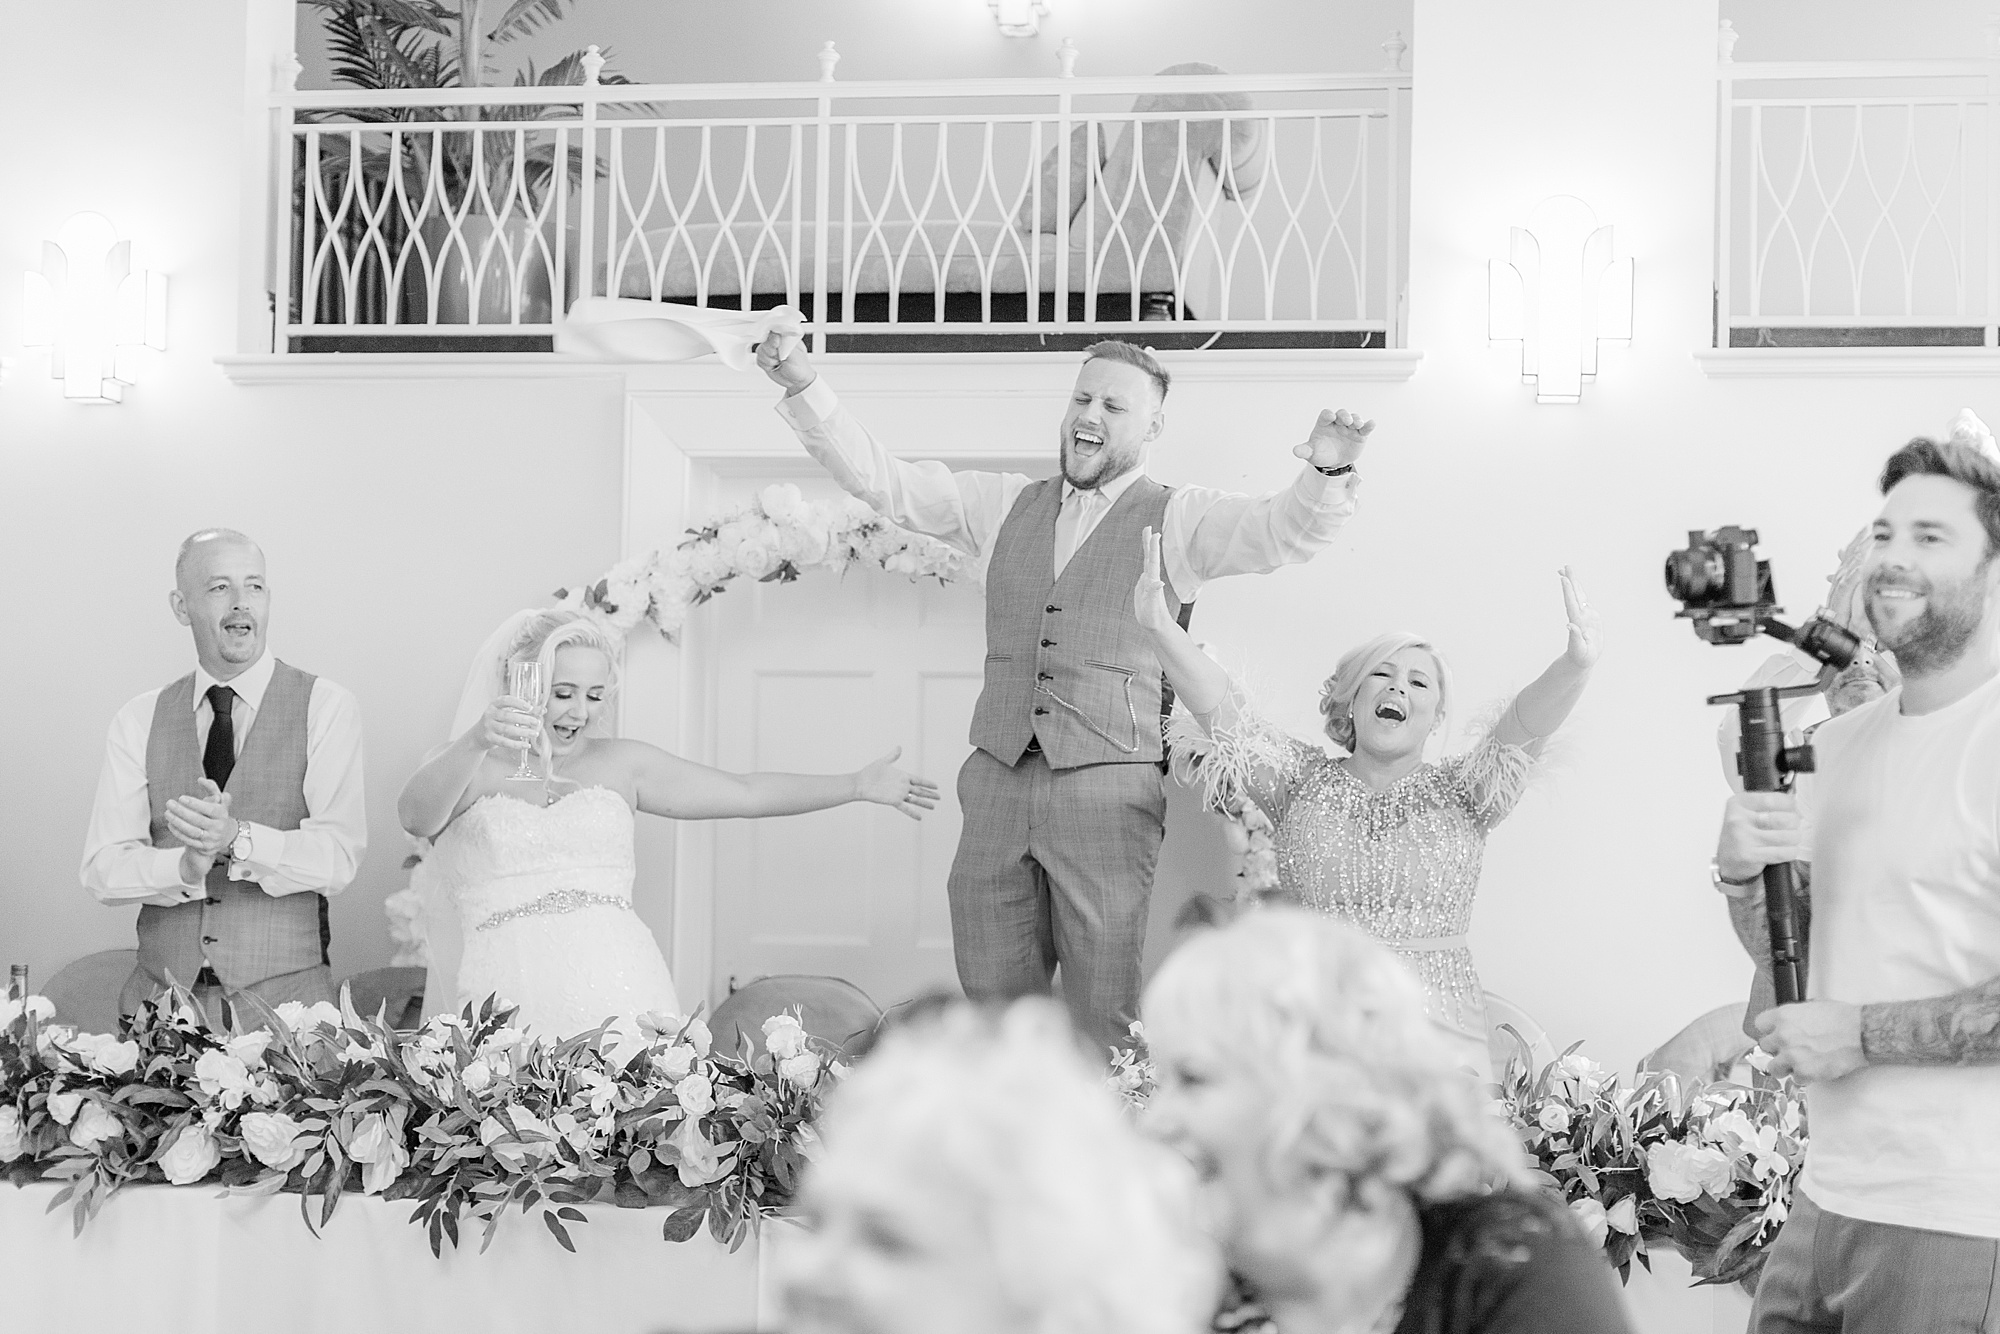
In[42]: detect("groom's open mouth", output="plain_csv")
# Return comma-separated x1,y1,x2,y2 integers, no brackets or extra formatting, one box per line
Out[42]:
220,615,257,645
1070,426,1106,462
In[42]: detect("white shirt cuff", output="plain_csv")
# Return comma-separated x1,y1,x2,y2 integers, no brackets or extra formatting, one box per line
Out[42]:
774,376,838,430
1300,466,1361,507
227,822,283,882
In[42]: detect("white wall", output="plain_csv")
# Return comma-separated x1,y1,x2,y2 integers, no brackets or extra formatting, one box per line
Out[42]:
0,1,630,989
294,0,1416,86
1723,0,1996,60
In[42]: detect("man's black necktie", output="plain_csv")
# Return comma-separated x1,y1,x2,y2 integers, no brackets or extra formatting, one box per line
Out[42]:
204,685,237,789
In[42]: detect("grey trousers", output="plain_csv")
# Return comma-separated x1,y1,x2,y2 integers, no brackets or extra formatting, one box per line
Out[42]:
119,962,336,1030
947,748,1165,1056
1752,1190,2000,1333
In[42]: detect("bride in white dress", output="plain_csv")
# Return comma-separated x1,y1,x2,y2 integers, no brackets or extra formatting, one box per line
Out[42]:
399,608,939,1041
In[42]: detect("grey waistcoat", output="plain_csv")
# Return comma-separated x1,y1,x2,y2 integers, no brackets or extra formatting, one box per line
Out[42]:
969,476,1182,770
141,661,323,990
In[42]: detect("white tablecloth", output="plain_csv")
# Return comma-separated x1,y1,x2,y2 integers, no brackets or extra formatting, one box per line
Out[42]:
2,1181,773,1334
1621,1245,1756,1334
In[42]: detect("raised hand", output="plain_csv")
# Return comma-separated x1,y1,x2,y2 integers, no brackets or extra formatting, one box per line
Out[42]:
1559,566,1602,670
1293,408,1375,471
1821,525,1873,634
855,747,942,821
165,778,236,858
1132,526,1176,634
752,307,815,394
480,694,541,755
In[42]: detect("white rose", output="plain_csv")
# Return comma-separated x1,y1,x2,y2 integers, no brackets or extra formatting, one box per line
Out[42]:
1536,1102,1572,1135
1605,1195,1639,1236
225,1032,274,1068
159,1123,222,1185
239,1112,310,1171
1558,1052,1602,1083
346,1112,410,1194
1569,1197,1609,1249
734,539,780,580
651,1044,697,1082
675,1074,715,1118
0,995,55,1029
88,1037,141,1077
47,1089,83,1126
761,1014,809,1061
461,1058,496,1093
69,1100,122,1152
1646,1141,1734,1204
778,1051,821,1090
758,483,806,525
476,1027,524,1058
276,1000,343,1032
0,1107,25,1161
194,1051,257,1110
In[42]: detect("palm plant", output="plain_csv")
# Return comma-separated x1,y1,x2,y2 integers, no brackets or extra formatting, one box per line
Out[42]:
293,0,630,325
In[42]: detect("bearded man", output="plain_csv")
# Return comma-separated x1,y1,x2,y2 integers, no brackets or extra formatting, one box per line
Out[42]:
1714,436,2000,1332
756,335,1372,1054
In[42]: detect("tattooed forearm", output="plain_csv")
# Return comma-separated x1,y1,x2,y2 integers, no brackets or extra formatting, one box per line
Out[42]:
1861,977,2000,1066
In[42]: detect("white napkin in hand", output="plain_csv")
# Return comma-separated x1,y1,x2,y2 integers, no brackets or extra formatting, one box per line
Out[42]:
555,298,804,371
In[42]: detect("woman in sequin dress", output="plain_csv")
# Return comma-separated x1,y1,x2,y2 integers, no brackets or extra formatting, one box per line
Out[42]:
1135,532,1600,1076
399,609,939,1041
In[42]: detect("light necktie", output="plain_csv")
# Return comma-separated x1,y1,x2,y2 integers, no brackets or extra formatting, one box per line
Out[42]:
1055,488,1107,577
204,684,237,790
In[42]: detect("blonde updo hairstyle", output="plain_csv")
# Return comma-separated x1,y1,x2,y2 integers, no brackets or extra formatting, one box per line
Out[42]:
505,608,623,701
800,999,1220,1334
1317,631,1453,753
1143,909,1529,1211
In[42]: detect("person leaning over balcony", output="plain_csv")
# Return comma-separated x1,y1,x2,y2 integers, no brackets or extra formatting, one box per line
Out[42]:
1714,436,2000,1333
753,329,1373,1057
81,529,366,1027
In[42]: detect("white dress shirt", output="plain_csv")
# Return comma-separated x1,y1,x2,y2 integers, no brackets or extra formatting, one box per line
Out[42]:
774,375,1360,597
81,652,368,909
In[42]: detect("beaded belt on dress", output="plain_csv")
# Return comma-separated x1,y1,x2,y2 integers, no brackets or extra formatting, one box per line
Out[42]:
476,889,633,932
1381,935,1470,952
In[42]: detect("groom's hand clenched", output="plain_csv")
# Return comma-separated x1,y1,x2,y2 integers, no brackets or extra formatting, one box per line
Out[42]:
753,310,816,396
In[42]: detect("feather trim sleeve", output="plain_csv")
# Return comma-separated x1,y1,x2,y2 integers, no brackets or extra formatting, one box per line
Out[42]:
1165,688,1311,823
1447,700,1542,828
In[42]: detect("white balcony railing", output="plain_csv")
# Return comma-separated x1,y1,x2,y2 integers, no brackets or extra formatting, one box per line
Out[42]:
272,54,1410,353
1716,54,2000,347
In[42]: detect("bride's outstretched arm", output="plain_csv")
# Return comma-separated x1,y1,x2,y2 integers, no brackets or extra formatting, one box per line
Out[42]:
630,744,941,822
398,693,540,838
1493,566,1602,752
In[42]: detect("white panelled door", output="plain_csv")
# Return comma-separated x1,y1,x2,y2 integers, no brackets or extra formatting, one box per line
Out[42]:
702,546,988,1012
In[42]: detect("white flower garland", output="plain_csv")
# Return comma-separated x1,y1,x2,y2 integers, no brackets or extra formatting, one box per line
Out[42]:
556,484,969,643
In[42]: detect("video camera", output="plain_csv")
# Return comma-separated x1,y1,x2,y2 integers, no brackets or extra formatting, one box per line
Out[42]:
1665,526,1863,1007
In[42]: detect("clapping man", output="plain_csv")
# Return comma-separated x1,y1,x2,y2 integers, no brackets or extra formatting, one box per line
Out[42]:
755,332,1372,1054
1713,439,2000,1331
82,530,367,1024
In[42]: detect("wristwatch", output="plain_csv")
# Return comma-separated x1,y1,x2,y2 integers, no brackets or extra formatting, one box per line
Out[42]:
1709,857,1761,897
228,822,254,865
1314,463,1356,478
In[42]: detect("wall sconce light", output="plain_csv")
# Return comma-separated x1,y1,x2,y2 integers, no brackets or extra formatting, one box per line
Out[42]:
1488,196,1631,404
990,0,1051,38
21,212,167,404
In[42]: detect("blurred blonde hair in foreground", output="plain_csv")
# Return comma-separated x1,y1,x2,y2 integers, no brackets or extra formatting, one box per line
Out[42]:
781,998,1220,1334
1144,908,1531,1202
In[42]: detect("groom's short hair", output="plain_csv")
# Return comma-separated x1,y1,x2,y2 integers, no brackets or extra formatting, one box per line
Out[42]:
175,528,261,585
1082,339,1170,403
1881,437,2000,557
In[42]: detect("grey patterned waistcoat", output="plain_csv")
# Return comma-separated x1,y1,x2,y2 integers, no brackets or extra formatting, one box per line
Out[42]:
969,476,1182,770
141,661,322,990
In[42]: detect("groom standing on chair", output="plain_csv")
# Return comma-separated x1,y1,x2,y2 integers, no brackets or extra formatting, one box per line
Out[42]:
756,335,1372,1053
82,529,367,1024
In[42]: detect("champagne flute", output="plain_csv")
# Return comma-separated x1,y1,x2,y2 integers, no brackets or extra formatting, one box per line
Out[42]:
505,659,545,780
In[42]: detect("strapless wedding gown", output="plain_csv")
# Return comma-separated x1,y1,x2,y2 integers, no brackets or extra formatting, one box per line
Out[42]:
430,787,680,1038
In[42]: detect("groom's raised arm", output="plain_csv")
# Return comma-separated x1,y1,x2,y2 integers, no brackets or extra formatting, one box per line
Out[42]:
774,377,1026,564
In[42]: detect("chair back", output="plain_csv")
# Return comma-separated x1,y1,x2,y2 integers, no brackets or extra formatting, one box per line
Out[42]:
1484,990,1556,1079
42,949,138,1036
709,975,882,1061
